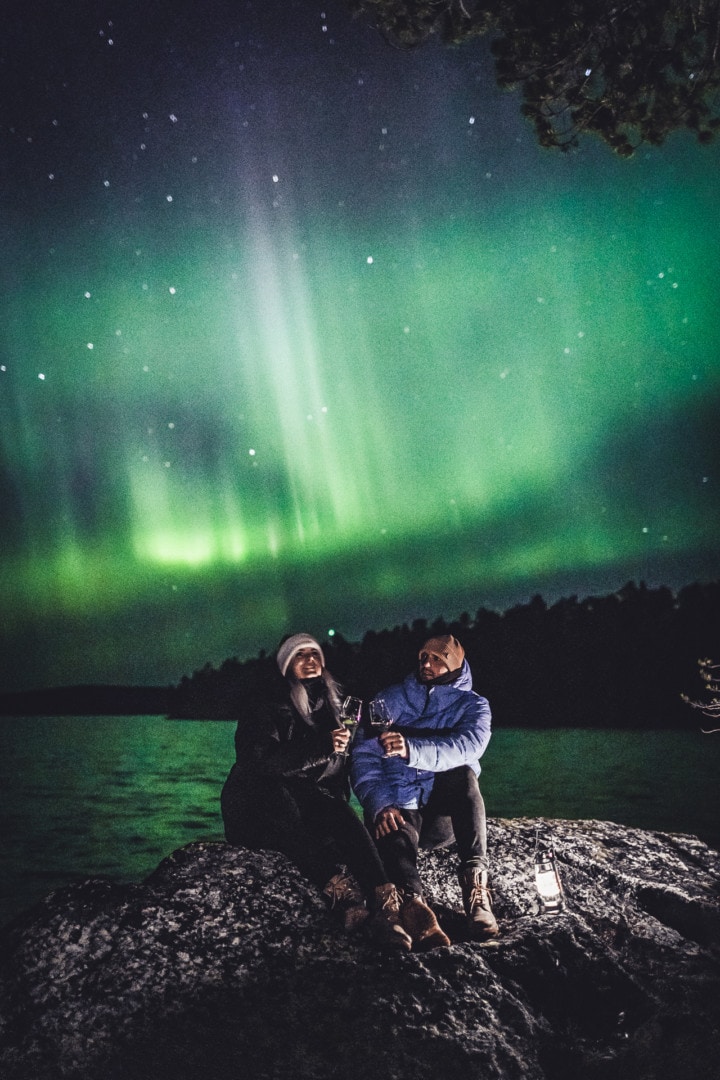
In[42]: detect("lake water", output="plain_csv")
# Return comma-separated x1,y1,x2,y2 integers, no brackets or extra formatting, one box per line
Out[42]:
1,717,718,928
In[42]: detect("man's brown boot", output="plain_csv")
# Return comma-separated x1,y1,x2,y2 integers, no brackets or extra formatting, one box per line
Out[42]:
400,894,451,951
458,867,499,939
368,883,413,952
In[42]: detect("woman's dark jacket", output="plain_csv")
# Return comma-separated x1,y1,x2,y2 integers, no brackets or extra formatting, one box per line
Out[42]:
221,679,348,842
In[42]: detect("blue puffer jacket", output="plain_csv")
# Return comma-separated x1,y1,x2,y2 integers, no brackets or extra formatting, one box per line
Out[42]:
350,659,491,821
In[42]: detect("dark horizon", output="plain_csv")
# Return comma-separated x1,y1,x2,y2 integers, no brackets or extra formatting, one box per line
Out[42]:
2,566,719,695
3,579,716,739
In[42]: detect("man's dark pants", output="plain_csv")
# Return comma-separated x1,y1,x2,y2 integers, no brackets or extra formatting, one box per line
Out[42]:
370,765,488,897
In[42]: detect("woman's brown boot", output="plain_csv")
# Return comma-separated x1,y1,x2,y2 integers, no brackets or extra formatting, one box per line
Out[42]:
323,872,369,930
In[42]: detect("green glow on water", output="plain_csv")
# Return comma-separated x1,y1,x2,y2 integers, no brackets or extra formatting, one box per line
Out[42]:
2,719,718,926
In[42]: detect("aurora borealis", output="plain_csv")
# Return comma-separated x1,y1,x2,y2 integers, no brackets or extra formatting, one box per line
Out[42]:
2,0,719,691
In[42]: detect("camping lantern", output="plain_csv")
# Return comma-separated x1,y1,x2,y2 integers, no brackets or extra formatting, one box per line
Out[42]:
534,830,565,915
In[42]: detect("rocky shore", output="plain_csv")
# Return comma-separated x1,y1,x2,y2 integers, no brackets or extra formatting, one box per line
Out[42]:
1,818,718,1080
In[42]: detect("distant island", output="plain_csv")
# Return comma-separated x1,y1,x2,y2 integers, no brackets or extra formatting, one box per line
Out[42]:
2,580,717,729
0,684,173,717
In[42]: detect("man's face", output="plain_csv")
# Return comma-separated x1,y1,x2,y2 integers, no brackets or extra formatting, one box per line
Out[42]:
290,647,323,679
418,648,450,683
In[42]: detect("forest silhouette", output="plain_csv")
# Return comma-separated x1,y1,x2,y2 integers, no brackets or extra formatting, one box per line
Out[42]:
171,579,719,728
348,0,720,156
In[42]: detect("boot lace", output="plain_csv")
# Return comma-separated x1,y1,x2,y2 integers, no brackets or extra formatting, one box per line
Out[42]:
377,883,403,914
463,870,493,914
468,882,493,913
324,873,363,909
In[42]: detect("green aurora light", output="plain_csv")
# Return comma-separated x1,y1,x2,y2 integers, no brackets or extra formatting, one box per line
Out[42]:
1,3,718,689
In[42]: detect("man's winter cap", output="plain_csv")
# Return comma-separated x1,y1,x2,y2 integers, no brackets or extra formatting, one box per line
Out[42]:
276,633,325,677
419,635,465,673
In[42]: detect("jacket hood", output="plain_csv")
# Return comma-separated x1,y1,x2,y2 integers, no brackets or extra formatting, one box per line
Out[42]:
406,657,473,700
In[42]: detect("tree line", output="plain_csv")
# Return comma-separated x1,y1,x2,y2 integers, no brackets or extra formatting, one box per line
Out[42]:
170,579,719,728
347,0,720,156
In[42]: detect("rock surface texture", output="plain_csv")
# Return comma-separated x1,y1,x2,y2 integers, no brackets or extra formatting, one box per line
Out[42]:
1,819,718,1080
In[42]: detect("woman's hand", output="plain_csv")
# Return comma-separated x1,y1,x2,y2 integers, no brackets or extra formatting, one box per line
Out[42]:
330,727,351,754
374,806,406,838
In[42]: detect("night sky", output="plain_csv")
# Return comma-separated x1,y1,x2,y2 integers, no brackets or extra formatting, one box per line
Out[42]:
2,0,718,692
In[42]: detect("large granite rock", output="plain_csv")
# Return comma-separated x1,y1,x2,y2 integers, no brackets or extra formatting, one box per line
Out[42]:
1,819,718,1080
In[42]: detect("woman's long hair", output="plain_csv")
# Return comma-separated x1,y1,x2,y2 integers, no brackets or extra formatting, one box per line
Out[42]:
288,669,343,724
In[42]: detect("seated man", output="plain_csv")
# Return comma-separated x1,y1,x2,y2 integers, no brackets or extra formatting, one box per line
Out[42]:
350,634,498,950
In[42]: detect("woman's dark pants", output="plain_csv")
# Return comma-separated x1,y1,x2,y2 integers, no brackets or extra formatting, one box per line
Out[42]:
222,767,388,894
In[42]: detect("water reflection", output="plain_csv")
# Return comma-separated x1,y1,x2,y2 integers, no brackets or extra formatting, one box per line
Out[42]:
1,716,718,927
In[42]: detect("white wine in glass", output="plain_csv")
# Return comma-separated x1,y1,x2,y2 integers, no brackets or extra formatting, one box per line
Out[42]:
339,696,363,736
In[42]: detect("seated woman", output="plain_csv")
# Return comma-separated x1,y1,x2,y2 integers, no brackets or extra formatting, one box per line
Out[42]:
221,632,411,950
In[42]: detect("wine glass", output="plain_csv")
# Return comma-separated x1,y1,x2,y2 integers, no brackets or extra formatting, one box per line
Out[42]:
339,696,363,738
368,697,393,732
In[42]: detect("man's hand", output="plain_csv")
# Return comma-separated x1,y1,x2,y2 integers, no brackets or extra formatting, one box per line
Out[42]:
379,729,408,759
375,806,406,838
330,727,351,754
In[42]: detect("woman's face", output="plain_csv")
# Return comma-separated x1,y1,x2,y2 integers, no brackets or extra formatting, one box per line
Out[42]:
290,647,323,680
